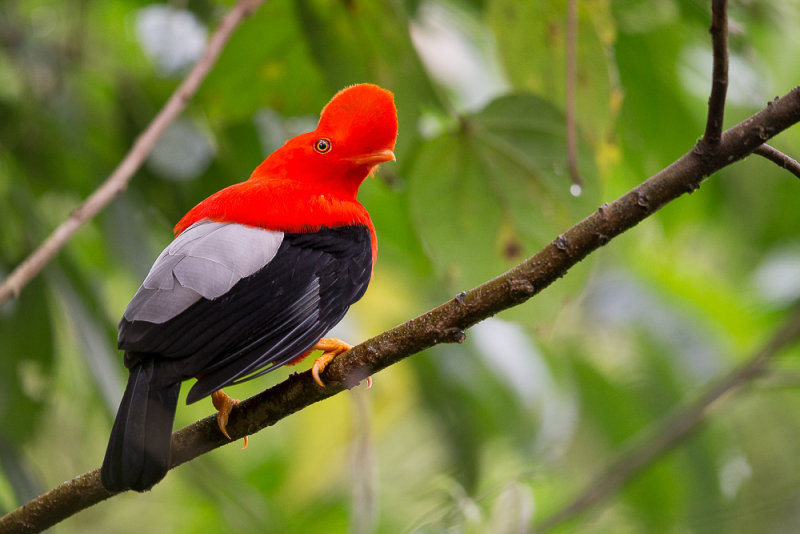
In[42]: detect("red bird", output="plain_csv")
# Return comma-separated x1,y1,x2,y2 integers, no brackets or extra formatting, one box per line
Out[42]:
101,84,397,492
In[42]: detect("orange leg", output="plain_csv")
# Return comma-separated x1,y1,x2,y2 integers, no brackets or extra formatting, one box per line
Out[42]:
311,337,372,389
211,389,248,449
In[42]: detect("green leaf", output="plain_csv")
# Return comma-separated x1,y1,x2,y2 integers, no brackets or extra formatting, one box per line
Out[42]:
198,0,329,121
408,93,598,318
487,0,619,145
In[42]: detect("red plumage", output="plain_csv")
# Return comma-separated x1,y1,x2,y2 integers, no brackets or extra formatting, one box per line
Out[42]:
174,83,398,261
173,179,377,263
101,83,397,492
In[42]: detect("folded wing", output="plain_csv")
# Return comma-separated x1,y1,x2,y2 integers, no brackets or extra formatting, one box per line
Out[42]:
118,223,372,401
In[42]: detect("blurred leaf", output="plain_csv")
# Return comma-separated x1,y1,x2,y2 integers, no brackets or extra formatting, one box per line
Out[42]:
613,14,703,180
358,177,434,280
48,270,123,415
569,355,683,530
295,0,440,161
199,0,328,121
485,481,534,534
0,278,54,445
0,432,41,510
408,93,598,304
412,337,545,490
488,0,619,145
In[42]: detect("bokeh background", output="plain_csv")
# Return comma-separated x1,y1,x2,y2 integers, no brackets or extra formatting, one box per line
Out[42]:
2,0,800,532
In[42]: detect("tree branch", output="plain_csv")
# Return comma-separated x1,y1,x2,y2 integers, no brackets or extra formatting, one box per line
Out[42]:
754,143,800,179
2,84,799,534
702,0,729,146
532,304,800,533
0,0,266,308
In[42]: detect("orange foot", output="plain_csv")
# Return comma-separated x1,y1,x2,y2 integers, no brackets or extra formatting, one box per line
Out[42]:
311,337,372,389
211,389,248,449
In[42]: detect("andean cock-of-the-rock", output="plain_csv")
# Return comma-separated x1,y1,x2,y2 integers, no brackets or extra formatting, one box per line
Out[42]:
101,83,398,492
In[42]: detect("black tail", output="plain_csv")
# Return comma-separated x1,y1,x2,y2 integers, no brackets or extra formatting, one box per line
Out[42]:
101,359,180,492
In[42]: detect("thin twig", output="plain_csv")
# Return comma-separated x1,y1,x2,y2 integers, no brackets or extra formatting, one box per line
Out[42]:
532,305,800,533
565,0,583,188
754,143,800,180
0,0,266,307
702,0,729,146
2,84,799,534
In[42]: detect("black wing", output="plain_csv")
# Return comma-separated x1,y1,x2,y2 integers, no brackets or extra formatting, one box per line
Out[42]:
118,225,372,403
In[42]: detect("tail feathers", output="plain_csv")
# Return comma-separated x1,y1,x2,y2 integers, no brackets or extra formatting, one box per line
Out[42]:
101,359,180,492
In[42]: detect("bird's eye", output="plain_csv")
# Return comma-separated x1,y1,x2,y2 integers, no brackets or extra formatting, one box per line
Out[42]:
314,138,332,153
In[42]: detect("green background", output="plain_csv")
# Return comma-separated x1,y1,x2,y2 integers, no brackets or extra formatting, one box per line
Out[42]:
1,0,800,532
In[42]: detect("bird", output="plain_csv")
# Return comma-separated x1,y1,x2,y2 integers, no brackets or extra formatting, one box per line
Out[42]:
100,83,398,493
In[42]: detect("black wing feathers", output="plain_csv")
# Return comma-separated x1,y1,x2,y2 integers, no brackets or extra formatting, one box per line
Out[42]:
119,225,372,403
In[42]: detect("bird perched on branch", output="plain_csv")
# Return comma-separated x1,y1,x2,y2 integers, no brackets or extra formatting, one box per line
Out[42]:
101,83,398,492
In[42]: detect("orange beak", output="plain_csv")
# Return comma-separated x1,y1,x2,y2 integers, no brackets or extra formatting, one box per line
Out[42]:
349,149,396,166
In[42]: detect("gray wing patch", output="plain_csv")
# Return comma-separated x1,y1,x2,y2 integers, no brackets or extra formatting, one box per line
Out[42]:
122,222,284,324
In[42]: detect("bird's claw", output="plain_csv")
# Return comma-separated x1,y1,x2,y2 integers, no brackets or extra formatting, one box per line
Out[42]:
211,389,249,449
311,351,337,388
310,337,371,389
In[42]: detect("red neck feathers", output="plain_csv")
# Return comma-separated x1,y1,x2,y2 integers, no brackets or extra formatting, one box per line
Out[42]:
174,178,375,237
174,84,398,263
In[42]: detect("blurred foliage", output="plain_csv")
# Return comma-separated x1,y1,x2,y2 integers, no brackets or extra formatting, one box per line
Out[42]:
1,0,800,532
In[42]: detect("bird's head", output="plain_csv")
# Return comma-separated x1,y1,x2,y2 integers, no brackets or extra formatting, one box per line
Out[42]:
255,83,398,198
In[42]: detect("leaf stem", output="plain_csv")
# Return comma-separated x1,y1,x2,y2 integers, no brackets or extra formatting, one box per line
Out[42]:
565,0,583,188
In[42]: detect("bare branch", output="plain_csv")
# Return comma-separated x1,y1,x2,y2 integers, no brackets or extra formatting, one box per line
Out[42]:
702,0,729,146
754,143,800,180
532,305,800,533
2,84,799,534
565,0,583,189
0,0,267,308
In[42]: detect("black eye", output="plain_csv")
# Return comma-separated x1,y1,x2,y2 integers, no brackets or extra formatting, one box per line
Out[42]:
314,138,332,153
